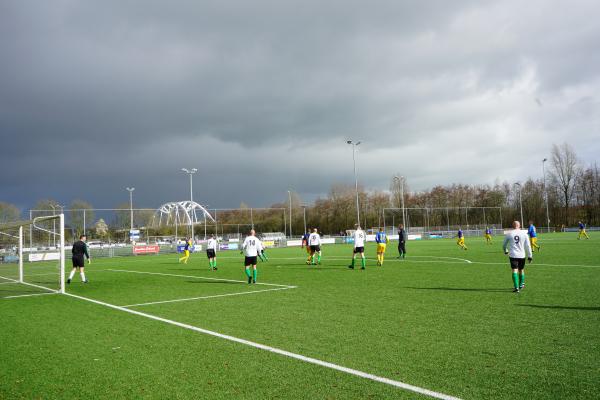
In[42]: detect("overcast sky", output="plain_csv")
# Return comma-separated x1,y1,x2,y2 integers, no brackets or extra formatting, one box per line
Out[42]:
1,0,599,212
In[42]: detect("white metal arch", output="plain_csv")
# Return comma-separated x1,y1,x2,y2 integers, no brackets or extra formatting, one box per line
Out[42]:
153,201,215,228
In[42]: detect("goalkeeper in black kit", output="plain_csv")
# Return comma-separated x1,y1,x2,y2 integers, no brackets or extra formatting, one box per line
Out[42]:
68,234,90,284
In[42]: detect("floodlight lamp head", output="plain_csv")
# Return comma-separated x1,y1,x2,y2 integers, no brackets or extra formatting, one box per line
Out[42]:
346,140,353,144
543,158,548,162
356,141,361,145
191,168,198,173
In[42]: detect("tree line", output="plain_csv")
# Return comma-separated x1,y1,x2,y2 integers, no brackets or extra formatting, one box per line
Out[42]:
1,142,598,238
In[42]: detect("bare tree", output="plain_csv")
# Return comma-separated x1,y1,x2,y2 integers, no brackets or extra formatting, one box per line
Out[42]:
0,202,21,224
550,143,580,226
69,199,95,236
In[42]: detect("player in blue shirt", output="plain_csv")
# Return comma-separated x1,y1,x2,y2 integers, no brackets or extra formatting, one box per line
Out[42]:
578,221,590,239
301,230,312,264
178,238,193,264
375,228,388,266
484,227,493,244
527,221,541,252
457,228,467,250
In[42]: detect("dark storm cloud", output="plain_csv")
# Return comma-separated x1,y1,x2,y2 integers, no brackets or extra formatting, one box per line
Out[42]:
1,0,599,211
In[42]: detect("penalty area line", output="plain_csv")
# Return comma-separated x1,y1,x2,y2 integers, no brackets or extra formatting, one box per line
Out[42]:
121,286,297,308
63,292,461,400
106,269,295,288
4,292,58,299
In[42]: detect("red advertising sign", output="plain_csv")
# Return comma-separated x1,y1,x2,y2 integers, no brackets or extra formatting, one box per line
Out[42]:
133,245,160,255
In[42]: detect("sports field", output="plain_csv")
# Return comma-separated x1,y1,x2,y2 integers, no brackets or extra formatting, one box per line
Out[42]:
1,233,599,399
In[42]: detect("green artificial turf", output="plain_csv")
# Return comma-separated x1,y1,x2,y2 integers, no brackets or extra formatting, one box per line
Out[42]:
1,233,599,399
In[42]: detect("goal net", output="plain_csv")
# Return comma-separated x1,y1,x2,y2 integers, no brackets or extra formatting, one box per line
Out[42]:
0,215,65,299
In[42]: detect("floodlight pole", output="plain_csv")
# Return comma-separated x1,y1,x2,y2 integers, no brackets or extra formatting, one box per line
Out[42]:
542,158,550,233
288,190,292,238
514,182,524,225
181,168,198,240
347,140,362,225
126,187,135,232
302,206,307,233
394,176,406,227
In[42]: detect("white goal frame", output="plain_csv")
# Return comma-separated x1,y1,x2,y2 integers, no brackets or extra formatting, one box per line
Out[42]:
1,214,65,294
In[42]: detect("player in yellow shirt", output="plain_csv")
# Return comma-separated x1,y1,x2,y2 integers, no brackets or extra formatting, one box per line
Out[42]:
375,228,388,266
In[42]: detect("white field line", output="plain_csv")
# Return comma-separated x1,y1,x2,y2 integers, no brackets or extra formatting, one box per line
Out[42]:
106,269,295,288
219,255,474,264
247,255,600,269
4,292,58,299
63,291,461,400
0,281,19,285
0,275,58,293
121,286,296,308
318,255,472,265
468,261,600,268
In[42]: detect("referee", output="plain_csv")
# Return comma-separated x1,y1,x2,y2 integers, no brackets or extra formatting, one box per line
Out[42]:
397,224,407,259
67,234,90,284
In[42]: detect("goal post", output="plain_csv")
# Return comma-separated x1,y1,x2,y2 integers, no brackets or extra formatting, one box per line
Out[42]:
0,214,65,298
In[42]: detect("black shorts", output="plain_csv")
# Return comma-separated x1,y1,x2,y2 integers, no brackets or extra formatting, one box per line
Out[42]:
310,245,321,252
72,256,85,268
354,246,365,254
509,258,526,270
206,249,216,258
398,242,406,253
244,256,258,266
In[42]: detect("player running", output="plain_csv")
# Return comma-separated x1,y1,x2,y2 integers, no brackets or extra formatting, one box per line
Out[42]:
308,228,322,265
258,239,269,262
301,230,311,264
503,221,533,293
67,234,90,284
206,235,218,270
241,229,261,284
456,228,467,250
178,237,193,264
578,221,590,239
484,227,493,244
348,225,366,270
375,227,388,266
527,221,541,252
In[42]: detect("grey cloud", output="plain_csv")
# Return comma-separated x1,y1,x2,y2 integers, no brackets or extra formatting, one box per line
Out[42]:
1,0,599,211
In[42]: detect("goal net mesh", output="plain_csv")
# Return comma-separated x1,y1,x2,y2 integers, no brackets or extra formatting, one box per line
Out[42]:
0,215,65,299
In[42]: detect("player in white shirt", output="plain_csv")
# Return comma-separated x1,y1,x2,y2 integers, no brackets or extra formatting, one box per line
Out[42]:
206,235,218,271
241,229,261,283
258,239,269,262
308,228,322,265
503,221,533,293
348,225,367,270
